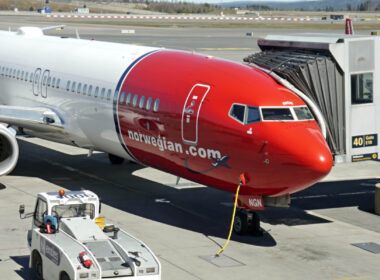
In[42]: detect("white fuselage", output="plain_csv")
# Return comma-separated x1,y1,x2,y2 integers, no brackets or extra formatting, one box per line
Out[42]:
0,28,158,158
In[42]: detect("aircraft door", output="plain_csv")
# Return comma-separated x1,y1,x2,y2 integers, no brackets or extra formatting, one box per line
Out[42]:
32,68,41,96
41,70,50,98
181,84,210,145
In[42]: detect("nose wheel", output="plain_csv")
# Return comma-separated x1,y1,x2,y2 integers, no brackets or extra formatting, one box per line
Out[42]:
233,208,262,236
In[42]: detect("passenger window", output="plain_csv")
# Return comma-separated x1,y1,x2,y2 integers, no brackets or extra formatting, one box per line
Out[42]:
294,107,313,120
120,92,125,103
12,69,16,78
262,108,293,121
351,73,373,104
230,104,245,123
132,95,138,107
66,80,71,91
126,93,131,105
51,77,56,88
107,89,112,101
77,83,82,94
25,72,29,81
21,71,24,80
29,73,34,82
16,70,20,79
146,97,152,110
34,198,47,227
71,82,77,92
113,90,119,102
100,88,105,99
247,106,260,124
47,77,51,87
56,78,61,89
153,99,160,112
88,85,93,96
139,96,145,109
94,86,99,98
82,84,87,95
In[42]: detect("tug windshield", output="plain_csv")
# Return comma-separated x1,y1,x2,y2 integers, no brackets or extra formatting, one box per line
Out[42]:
52,203,95,219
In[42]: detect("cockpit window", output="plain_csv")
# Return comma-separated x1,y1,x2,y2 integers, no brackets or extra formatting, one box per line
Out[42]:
230,104,245,123
294,106,314,120
247,106,260,124
262,108,293,121
230,104,312,124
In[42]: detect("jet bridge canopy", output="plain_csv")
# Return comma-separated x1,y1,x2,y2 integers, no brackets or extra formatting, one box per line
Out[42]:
244,34,380,163
244,49,345,155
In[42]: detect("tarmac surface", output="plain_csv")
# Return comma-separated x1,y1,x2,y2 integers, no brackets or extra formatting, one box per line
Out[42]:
0,14,380,280
0,14,375,63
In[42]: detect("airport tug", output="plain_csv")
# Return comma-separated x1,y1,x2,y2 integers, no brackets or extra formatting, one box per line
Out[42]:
19,190,161,280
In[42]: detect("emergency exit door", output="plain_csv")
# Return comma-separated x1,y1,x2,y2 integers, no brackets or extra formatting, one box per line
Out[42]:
181,84,210,145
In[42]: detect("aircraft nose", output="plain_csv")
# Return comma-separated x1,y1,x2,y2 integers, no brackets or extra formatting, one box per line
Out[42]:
260,124,333,195
303,144,333,177
286,127,333,190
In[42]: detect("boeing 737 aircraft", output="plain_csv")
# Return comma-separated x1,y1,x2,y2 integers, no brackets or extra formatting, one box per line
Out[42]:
0,26,332,234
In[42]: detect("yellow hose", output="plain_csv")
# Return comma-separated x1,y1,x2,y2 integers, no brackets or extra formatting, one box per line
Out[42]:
216,183,241,256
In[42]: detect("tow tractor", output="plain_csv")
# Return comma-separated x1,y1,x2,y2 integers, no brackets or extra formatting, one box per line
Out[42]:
19,189,161,280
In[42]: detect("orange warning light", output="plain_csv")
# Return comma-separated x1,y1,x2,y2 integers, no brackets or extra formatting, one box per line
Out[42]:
58,189,65,197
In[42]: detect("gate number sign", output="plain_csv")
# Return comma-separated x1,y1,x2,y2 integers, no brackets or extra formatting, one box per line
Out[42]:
352,134,378,148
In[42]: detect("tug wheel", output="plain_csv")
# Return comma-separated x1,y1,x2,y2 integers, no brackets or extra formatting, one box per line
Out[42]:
32,251,43,280
60,272,71,280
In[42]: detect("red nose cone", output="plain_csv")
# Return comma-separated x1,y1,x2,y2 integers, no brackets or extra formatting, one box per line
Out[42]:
284,127,333,194
311,151,333,176
258,122,333,196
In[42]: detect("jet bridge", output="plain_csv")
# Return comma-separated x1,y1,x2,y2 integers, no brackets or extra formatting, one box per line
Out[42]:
244,34,380,163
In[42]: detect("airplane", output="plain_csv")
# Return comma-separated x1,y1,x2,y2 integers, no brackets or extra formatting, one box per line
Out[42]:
0,26,333,235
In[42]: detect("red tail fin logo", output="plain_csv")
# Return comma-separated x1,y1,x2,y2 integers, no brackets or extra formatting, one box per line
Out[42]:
345,18,354,35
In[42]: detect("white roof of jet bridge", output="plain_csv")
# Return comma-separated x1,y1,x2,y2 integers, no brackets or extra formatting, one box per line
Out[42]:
264,33,378,44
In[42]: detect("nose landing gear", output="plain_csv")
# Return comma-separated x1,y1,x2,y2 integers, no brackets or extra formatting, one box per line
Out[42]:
233,208,263,236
